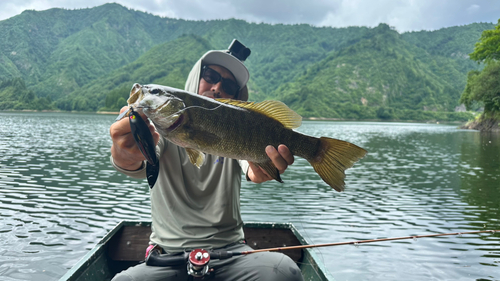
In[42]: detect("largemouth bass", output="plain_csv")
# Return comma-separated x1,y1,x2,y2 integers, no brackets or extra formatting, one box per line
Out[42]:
126,83,367,192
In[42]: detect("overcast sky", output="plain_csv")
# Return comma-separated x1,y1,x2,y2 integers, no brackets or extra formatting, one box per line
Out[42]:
1,0,499,32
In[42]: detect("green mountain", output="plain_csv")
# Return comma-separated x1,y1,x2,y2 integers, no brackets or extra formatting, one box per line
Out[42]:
275,24,473,120
56,35,212,111
0,3,495,121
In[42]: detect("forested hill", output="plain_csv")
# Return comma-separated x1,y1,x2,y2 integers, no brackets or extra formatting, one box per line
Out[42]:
0,3,495,121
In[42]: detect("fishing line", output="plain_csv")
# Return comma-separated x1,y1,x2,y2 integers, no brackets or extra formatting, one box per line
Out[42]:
178,104,225,113
294,208,327,272
135,104,225,121
289,167,327,271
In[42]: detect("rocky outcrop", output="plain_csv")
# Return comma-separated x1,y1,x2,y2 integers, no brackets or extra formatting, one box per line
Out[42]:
461,117,500,132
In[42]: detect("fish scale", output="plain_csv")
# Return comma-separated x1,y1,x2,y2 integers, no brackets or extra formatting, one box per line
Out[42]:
129,83,367,192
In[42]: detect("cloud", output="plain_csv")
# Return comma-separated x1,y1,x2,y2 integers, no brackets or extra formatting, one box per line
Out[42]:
467,4,480,13
121,0,334,24
0,0,105,20
0,0,499,32
318,0,415,30
319,0,499,32
229,0,339,25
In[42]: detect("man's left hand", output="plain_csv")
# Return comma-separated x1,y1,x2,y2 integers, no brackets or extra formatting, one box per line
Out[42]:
247,144,294,183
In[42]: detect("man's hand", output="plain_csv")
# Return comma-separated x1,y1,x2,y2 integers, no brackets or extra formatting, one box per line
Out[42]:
110,106,160,170
247,144,294,183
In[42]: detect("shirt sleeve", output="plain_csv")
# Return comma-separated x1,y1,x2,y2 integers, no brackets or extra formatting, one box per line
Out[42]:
110,156,147,179
237,159,251,181
110,137,165,179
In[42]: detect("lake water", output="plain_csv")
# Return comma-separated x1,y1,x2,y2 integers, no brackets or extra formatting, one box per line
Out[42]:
0,112,499,281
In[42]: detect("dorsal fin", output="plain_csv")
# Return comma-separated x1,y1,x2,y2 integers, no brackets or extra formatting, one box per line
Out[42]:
216,99,302,129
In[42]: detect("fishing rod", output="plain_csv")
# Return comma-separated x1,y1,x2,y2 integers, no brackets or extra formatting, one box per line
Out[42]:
146,229,499,277
238,229,499,254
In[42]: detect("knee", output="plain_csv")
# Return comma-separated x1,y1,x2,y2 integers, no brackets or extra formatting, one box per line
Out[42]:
276,254,303,281
111,272,133,281
256,253,304,281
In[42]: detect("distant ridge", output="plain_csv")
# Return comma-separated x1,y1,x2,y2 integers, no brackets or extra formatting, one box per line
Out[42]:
0,3,495,121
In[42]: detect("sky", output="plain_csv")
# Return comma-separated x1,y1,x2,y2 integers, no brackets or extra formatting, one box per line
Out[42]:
0,0,499,32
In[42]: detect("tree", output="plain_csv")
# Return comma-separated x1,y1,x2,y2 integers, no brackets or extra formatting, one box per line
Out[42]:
469,19,500,63
460,63,500,115
460,19,500,122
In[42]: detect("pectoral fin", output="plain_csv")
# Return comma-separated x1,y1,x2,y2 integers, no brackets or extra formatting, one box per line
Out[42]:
255,161,283,183
186,148,205,168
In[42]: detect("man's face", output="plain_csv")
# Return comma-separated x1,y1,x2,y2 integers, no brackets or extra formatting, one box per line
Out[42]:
198,64,239,99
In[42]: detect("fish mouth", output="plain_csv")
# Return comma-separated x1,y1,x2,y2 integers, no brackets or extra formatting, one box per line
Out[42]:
127,83,144,105
167,113,184,131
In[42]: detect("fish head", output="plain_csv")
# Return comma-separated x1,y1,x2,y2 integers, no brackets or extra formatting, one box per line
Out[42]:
136,84,186,131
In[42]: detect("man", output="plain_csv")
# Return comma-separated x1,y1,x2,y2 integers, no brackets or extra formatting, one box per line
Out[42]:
110,41,303,281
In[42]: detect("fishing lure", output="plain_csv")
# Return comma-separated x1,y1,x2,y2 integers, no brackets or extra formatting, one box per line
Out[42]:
116,107,159,189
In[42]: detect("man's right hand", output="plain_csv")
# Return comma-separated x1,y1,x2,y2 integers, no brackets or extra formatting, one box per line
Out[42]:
110,106,160,170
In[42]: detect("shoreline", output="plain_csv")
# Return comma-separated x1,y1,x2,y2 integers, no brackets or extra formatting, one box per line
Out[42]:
460,117,500,132
304,117,465,124
96,111,120,115
0,109,470,125
0,109,120,115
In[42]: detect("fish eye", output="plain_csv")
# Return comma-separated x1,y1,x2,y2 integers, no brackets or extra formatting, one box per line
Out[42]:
150,88,163,95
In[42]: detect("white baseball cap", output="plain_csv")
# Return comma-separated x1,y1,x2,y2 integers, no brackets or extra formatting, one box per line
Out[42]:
200,50,250,88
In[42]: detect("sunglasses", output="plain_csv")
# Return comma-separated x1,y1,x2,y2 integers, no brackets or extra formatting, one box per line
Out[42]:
201,66,240,98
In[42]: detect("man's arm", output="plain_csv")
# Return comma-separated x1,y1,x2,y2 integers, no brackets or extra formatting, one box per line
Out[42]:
247,144,294,183
110,106,160,171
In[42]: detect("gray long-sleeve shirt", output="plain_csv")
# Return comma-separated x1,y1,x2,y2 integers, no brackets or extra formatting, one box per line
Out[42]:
111,51,250,253
112,137,247,252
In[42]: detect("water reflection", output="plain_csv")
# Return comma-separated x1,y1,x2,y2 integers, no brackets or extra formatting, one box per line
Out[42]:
0,112,150,281
458,132,500,268
460,132,500,212
0,114,499,281
241,121,499,280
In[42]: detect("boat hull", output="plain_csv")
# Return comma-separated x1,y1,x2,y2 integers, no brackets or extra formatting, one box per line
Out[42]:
59,220,333,281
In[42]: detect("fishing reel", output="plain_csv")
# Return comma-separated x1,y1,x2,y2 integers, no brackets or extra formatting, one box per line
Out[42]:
146,247,238,278
187,249,211,277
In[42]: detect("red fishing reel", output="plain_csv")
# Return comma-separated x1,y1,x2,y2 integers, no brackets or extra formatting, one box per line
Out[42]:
187,249,211,277
146,246,238,277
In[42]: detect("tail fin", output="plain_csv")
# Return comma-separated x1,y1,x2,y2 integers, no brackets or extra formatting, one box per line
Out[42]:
309,137,367,192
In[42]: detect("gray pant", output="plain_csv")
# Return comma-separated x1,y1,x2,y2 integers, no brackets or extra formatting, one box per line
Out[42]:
112,243,304,281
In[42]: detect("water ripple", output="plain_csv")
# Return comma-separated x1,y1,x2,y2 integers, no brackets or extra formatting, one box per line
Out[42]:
1,114,499,280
